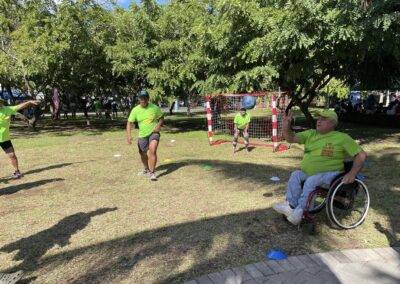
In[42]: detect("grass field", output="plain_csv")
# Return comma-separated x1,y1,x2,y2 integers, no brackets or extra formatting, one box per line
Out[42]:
0,114,399,283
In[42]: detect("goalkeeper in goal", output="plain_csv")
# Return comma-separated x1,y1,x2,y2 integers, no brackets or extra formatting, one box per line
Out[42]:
232,108,251,153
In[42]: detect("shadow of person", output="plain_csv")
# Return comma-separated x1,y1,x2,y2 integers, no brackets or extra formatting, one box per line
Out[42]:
0,207,118,271
156,162,188,178
0,161,92,184
0,178,65,196
236,146,255,153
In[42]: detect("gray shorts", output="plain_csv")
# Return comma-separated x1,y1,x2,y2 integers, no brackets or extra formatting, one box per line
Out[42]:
138,132,160,153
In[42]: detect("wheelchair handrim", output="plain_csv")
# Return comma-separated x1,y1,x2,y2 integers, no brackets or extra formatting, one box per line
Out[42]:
328,179,370,229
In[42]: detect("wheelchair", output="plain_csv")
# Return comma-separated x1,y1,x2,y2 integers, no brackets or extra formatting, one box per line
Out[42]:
301,162,370,234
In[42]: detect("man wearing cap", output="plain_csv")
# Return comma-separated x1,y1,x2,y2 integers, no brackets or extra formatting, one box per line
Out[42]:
232,108,251,153
272,109,367,225
0,98,40,178
126,90,164,181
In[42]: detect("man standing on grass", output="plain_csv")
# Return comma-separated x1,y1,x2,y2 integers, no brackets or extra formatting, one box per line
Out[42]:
232,107,251,153
0,98,40,178
126,90,164,181
272,110,366,225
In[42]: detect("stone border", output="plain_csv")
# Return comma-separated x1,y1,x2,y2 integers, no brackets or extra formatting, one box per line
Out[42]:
184,247,400,284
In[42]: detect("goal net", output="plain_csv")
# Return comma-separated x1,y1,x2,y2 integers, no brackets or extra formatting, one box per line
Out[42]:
205,92,289,152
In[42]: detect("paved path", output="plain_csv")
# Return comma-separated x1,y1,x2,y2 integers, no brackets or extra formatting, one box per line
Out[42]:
184,247,400,284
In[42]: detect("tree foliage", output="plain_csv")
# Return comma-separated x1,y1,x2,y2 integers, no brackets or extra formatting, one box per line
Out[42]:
0,0,399,124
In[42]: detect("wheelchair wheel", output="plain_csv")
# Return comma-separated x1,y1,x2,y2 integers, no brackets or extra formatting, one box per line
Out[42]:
326,178,370,229
307,190,326,214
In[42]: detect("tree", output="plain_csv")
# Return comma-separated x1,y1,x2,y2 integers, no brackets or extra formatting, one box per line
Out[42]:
354,0,400,90
145,0,211,115
105,1,159,105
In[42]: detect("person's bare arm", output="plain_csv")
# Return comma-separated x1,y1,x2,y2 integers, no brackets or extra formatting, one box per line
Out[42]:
283,111,300,143
342,150,367,184
15,100,40,111
126,121,133,144
153,116,164,132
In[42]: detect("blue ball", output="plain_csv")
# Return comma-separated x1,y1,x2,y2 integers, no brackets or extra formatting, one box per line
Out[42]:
241,96,256,110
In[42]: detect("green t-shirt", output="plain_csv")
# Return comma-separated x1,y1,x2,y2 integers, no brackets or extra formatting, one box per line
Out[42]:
234,113,251,130
128,103,163,138
0,106,18,143
296,129,362,176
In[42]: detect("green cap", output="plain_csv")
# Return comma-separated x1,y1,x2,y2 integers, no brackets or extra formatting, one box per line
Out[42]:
138,90,149,97
316,109,338,123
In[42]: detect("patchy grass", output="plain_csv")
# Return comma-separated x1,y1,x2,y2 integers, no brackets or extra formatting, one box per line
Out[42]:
0,116,399,283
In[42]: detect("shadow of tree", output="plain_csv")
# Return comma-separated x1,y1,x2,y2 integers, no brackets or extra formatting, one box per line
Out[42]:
0,178,65,196
0,208,118,271
10,118,126,138
366,152,400,248
5,208,337,284
156,159,293,187
1,134,398,283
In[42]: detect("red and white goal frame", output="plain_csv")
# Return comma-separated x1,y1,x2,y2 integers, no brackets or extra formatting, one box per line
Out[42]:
205,92,289,152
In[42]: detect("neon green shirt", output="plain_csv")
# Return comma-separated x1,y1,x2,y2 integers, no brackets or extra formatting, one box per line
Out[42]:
128,103,163,138
0,106,18,143
234,113,251,130
296,129,361,176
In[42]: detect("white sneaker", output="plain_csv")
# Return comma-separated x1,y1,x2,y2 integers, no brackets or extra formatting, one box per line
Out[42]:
138,169,150,176
272,201,293,217
150,172,157,181
287,208,304,225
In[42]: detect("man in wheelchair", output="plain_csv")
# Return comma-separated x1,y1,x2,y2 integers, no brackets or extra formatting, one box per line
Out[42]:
272,110,367,225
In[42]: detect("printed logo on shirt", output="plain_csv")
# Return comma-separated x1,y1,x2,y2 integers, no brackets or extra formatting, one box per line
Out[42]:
321,143,334,157
143,114,155,124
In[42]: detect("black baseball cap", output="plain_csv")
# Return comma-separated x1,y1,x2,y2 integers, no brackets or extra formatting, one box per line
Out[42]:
138,90,149,97
240,107,246,111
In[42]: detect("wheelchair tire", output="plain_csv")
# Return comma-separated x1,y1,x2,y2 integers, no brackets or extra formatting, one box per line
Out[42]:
326,178,370,230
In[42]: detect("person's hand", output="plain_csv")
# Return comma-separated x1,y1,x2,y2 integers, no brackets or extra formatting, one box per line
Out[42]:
30,100,41,106
283,111,293,128
342,173,356,184
127,136,133,144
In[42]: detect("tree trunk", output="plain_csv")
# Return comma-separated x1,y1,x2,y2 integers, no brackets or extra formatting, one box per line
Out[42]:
5,85,15,105
28,106,43,129
298,101,316,128
186,93,191,116
169,101,175,115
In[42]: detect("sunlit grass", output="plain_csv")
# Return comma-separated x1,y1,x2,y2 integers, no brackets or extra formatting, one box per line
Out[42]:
0,116,399,283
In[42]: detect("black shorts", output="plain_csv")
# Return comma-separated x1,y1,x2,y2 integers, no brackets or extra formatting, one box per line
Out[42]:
138,132,160,153
0,140,14,153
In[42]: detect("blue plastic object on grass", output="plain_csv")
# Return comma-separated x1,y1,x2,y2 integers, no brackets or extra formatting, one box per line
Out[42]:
266,249,288,260
356,174,366,180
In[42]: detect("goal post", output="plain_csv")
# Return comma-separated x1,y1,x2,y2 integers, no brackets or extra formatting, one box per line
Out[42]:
205,92,289,152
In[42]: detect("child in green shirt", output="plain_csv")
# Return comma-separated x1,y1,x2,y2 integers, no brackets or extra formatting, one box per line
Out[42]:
232,108,251,153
